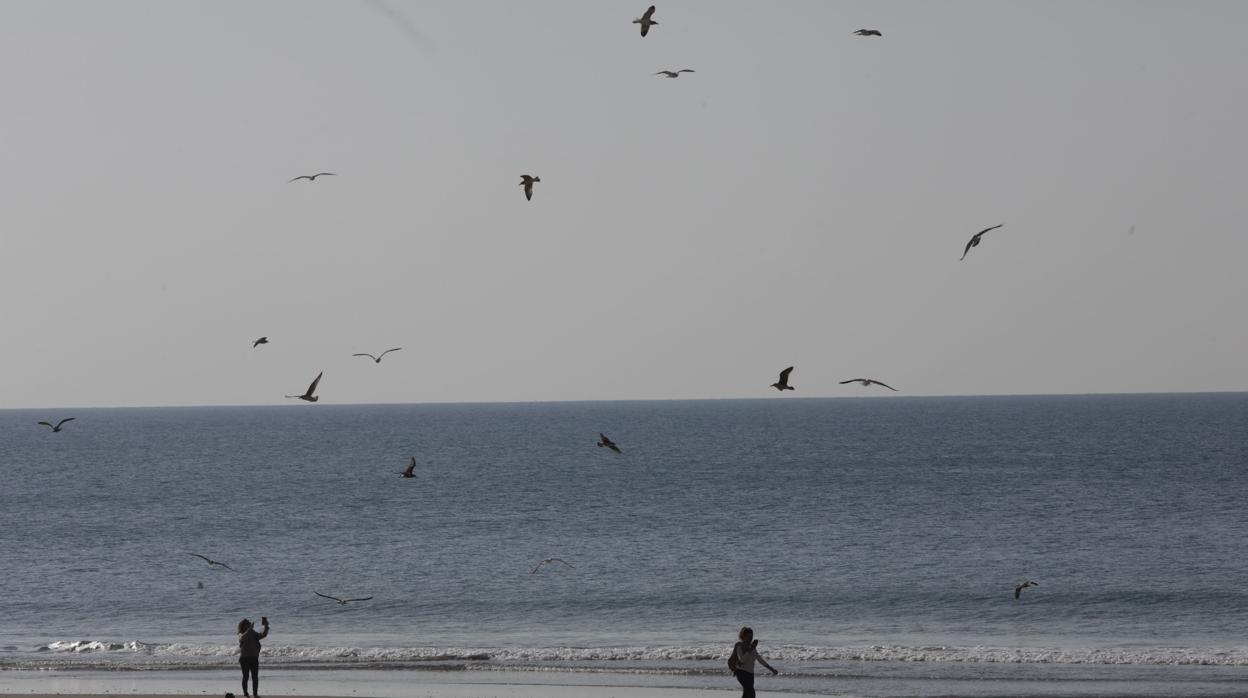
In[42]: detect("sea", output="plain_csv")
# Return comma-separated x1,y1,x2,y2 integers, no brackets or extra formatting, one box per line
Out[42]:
3,393,1248,697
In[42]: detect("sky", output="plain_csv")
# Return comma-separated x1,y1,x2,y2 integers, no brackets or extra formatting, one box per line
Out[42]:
1,0,1246,409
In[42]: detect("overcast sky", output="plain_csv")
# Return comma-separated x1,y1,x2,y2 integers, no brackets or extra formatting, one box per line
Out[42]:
1,0,1245,409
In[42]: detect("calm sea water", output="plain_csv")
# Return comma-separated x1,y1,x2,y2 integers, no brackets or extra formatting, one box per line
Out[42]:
3,394,1248,696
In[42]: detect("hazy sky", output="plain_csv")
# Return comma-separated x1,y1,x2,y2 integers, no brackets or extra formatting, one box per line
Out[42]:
2,1,1246,409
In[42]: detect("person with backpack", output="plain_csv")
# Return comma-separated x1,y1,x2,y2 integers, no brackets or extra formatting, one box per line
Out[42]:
728,626,777,698
237,616,269,698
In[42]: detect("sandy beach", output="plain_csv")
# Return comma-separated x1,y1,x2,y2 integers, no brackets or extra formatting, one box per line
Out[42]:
5,692,739,698
7,666,1248,698
0,669,764,698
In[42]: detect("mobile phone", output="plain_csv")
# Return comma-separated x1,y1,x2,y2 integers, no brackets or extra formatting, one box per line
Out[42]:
261,616,269,625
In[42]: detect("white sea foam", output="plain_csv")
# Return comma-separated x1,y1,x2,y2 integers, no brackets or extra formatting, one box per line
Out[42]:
18,641,1248,668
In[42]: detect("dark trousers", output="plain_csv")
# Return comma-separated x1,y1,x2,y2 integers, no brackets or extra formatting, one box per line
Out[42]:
239,656,259,696
734,669,755,698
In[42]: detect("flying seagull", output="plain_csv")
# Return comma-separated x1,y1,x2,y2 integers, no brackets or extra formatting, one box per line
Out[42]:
37,418,76,432
531,558,575,574
314,591,374,605
771,367,795,392
598,433,622,454
839,378,898,392
654,69,695,78
252,336,268,348
853,29,883,36
189,553,234,571
633,5,657,37
400,457,416,478
285,371,323,402
1014,580,1038,599
961,224,1004,260
289,172,336,182
352,348,402,364
520,174,540,201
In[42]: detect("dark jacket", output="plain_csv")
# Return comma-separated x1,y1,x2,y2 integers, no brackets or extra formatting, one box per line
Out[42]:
238,625,268,658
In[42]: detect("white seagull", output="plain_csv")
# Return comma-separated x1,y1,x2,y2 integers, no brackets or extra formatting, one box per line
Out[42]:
189,553,235,571
314,591,374,605
598,433,622,454
352,348,402,364
286,371,323,402
633,5,657,37
531,558,575,574
520,174,541,201
1014,580,1038,599
839,378,898,392
289,172,336,182
961,224,1004,261
37,418,76,432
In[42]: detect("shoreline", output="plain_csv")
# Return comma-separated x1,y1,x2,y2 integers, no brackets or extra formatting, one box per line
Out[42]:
0,669,765,698
4,666,1248,698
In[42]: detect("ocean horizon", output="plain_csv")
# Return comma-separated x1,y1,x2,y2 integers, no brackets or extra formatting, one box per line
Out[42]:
6,389,1248,412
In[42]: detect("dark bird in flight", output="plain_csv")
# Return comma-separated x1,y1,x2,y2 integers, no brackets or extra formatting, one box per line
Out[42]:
654,69,694,78
531,558,575,574
37,418,76,432
285,371,323,402
314,591,374,605
252,336,268,348
771,367,795,392
189,553,234,571
1014,580,1038,599
289,173,336,182
839,378,898,392
961,224,1004,260
633,5,657,37
352,348,402,364
400,457,416,478
853,29,883,36
598,433,622,454
520,174,541,201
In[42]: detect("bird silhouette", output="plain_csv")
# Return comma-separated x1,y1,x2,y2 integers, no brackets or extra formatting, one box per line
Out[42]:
531,558,575,574
654,69,695,78
633,5,657,37
853,29,883,36
961,224,1004,260
189,553,234,571
252,336,268,348
314,591,374,605
520,174,540,201
352,348,402,364
598,433,622,454
285,371,323,402
771,367,795,391
37,418,76,432
288,173,336,182
400,457,416,478
1014,580,1038,599
839,378,898,391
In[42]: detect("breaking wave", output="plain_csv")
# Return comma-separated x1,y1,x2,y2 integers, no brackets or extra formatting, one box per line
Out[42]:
13,641,1248,671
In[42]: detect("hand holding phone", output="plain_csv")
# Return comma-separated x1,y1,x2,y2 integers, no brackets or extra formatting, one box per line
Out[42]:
261,616,269,626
